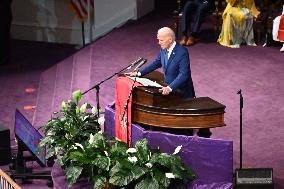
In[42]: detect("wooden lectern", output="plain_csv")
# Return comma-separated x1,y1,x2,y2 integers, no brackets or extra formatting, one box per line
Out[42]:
131,71,226,137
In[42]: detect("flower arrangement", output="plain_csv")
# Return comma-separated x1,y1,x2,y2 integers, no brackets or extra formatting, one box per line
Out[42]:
109,139,196,188
39,90,196,189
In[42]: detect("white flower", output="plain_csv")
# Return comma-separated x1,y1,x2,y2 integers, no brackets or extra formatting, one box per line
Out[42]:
145,162,153,168
98,116,105,126
104,151,109,156
165,173,175,179
91,106,97,114
72,145,77,150
61,101,67,110
126,148,137,153
89,133,94,144
128,156,138,163
75,143,84,151
80,103,87,113
173,145,182,155
83,115,89,121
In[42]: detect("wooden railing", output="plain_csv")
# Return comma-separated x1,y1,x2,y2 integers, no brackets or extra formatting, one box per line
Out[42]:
0,169,21,189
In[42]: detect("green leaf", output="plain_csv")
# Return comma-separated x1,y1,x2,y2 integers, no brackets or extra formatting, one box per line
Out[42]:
150,153,171,167
72,90,82,104
109,172,134,186
66,166,83,187
135,138,149,162
93,175,107,189
135,177,159,189
94,156,110,171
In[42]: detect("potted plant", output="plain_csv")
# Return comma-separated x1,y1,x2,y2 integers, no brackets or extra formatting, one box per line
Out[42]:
109,138,196,189
38,90,105,186
39,90,196,189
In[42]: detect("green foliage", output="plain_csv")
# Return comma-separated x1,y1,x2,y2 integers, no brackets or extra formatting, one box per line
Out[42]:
109,139,196,189
39,90,196,189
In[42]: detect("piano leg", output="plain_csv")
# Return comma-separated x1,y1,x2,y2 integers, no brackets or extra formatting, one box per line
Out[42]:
197,128,211,138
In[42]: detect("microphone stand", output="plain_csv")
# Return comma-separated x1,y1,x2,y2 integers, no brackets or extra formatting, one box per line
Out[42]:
121,75,138,145
237,89,243,169
82,57,143,117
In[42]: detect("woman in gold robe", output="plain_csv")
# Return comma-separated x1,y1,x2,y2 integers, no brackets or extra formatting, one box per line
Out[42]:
217,0,260,48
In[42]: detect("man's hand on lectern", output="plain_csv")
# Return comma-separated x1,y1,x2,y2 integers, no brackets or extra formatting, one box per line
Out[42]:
124,71,140,77
159,86,172,95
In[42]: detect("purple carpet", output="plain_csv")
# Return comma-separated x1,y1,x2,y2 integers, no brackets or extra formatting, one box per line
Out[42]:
1,2,284,188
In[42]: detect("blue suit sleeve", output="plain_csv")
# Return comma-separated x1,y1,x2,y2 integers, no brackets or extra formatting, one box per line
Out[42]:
140,52,162,76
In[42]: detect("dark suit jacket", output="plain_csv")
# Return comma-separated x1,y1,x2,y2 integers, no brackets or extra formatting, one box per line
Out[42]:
140,43,195,98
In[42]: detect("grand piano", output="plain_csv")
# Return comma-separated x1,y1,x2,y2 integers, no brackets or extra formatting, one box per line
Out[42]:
131,71,226,138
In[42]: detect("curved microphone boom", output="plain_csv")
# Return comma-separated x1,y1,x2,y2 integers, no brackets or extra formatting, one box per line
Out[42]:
133,59,147,71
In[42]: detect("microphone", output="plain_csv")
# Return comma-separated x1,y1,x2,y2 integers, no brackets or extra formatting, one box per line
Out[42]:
126,57,143,70
237,89,242,95
133,58,147,71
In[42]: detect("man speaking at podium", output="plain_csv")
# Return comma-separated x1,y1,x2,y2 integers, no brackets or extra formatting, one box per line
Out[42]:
128,27,195,99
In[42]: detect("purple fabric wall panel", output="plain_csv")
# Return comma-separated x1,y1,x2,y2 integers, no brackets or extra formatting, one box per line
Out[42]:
104,103,233,189
145,132,233,189
104,103,116,137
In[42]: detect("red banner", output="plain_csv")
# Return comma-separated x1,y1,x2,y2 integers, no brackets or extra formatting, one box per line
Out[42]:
115,77,141,144
278,15,284,41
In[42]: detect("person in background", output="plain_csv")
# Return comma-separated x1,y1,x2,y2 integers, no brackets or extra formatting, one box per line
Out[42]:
179,0,214,46
127,27,195,99
218,0,260,48
272,5,284,52
0,0,12,65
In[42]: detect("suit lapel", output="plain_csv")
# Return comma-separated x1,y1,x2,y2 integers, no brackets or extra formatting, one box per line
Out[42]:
165,45,177,72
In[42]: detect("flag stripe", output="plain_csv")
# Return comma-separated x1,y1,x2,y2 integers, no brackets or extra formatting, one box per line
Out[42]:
69,0,94,22
70,1,84,20
78,0,88,15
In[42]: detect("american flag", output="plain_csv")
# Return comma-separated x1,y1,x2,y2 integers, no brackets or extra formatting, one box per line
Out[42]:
70,0,94,22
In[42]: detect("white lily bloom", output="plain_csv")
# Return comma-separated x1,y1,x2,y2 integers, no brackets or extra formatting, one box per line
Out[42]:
75,143,84,150
173,145,182,155
83,115,89,121
61,101,67,110
145,162,153,168
165,173,175,179
126,148,137,153
91,106,97,114
128,156,138,163
72,145,77,150
98,116,105,126
89,133,94,144
80,103,87,113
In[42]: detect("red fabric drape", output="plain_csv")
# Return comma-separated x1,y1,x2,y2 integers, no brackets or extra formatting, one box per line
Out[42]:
115,77,141,145
277,14,284,41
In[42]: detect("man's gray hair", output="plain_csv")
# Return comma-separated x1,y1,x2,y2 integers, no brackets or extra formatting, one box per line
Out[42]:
158,27,176,41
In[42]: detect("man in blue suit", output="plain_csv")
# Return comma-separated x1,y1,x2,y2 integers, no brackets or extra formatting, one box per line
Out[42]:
131,27,195,99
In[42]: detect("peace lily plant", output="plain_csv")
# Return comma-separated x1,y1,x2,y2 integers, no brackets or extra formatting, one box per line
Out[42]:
39,90,196,189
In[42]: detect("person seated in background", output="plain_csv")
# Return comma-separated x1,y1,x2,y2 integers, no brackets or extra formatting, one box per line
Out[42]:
179,0,214,46
272,5,284,52
217,0,260,48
